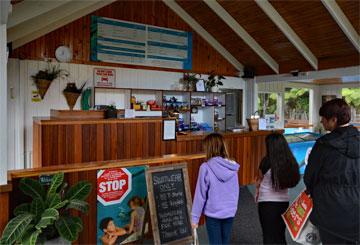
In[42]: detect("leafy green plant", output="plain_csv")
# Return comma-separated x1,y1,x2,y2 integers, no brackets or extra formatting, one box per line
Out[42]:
181,73,200,91
31,63,69,82
206,73,225,90
0,172,92,245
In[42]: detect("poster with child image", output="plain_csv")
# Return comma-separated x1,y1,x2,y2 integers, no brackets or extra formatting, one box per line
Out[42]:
97,166,148,245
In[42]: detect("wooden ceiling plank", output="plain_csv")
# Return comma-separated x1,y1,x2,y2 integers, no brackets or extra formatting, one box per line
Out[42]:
8,0,72,29
204,0,279,74
7,0,114,42
10,0,117,49
162,0,243,72
255,0,318,70
321,0,360,53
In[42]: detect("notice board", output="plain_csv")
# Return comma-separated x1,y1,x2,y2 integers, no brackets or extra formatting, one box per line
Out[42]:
146,163,193,245
90,16,192,70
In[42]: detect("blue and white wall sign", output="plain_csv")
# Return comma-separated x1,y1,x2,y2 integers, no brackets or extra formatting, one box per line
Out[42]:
91,16,192,70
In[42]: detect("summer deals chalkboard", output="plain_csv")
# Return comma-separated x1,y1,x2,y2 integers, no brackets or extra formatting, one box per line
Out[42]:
146,163,193,245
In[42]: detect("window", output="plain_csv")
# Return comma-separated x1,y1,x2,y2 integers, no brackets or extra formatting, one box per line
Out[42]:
257,93,277,117
342,88,360,123
284,88,310,127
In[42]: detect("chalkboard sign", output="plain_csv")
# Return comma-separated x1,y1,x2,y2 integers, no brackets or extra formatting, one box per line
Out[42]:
146,163,193,245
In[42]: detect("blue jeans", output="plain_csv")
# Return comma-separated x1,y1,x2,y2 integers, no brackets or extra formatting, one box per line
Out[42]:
205,216,234,245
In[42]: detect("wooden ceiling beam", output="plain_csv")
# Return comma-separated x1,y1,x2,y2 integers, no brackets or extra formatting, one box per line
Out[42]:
162,0,244,72
9,0,116,49
255,0,318,70
321,0,360,53
8,0,72,29
204,0,279,74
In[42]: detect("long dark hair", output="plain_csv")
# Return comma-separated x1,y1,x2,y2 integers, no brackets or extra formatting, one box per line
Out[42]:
265,133,300,190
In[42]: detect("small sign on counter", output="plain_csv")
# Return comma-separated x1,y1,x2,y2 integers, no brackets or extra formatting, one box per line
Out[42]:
163,119,176,141
146,163,193,245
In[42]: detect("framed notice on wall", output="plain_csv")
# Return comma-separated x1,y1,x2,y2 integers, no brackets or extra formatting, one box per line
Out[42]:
94,68,116,87
90,16,192,70
145,163,193,245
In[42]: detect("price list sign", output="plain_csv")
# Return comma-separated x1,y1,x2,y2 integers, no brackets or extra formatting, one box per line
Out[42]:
146,164,193,245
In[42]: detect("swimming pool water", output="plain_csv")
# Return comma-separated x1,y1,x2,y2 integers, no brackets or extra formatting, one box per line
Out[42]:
288,141,315,175
286,132,320,175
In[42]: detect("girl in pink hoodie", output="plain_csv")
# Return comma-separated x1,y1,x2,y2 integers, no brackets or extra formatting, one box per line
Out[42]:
191,133,240,245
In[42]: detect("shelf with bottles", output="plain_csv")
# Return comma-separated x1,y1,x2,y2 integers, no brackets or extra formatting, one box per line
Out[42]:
162,91,191,114
130,89,162,111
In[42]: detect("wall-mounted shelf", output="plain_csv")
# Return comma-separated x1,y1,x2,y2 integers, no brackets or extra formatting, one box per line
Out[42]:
94,86,227,132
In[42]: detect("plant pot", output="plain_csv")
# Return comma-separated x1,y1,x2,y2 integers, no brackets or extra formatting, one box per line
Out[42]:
105,109,118,119
63,91,81,110
211,86,219,92
247,118,259,131
44,237,70,245
35,79,52,99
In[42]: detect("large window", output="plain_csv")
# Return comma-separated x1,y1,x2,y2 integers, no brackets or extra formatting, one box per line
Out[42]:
342,88,360,123
257,93,277,117
284,88,310,127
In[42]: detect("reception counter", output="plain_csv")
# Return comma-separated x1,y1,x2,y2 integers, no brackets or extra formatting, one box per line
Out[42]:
33,117,281,185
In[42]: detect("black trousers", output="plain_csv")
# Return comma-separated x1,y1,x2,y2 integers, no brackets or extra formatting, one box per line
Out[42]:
319,228,358,245
258,201,289,245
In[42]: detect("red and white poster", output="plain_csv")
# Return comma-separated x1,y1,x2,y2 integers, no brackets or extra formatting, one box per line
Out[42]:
97,167,148,244
94,68,116,87
282,191,313,240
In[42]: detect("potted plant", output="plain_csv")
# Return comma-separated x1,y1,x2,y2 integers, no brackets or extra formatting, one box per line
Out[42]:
31,63,68,99
0,172,92,245
105,104,117,119
206,74,225,92
180,73,199,91
63,82,86,110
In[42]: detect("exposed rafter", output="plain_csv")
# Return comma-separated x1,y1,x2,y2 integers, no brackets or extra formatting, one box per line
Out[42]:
321,0,360,53
8,0,71,29
162,0,244,72
205,0,279,74
255,0,318,70
8,0,117,49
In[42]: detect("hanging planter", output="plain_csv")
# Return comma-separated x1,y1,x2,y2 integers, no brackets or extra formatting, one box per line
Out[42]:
32,63,68,100
63,82,86,110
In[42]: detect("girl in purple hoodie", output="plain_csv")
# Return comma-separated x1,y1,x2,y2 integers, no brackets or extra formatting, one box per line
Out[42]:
191,133,240,245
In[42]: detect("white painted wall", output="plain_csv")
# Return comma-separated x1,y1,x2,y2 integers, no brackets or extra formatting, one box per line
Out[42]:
7,59,246,169
0,24,8,185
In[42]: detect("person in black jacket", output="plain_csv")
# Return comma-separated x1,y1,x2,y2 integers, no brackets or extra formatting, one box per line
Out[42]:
304,98,359,244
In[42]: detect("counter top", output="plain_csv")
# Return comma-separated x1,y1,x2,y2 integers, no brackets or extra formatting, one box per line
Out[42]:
33,116,165,125
176,129,283,141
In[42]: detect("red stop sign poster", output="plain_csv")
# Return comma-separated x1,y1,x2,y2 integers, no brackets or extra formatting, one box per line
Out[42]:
97,168,132,206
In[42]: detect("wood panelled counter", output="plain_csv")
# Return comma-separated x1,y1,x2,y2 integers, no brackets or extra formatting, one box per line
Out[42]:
33,117,281,185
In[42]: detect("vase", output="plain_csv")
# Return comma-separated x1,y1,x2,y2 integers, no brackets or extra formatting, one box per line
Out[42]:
105,109,118,119
35,79,52,99
211,86,219,92
63,91,81,110
246,118,259,131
